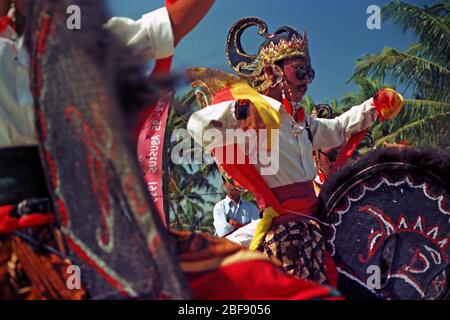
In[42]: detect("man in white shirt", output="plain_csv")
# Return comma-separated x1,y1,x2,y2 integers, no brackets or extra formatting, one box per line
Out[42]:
213,175,260,237
0,0,214,149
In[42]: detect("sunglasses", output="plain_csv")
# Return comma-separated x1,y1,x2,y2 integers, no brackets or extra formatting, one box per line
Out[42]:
295,65,315,83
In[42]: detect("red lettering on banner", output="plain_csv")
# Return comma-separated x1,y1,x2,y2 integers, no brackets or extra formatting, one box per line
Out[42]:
137,94,171,226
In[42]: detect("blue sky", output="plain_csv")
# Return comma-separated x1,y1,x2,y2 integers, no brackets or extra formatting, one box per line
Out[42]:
107,0,434,103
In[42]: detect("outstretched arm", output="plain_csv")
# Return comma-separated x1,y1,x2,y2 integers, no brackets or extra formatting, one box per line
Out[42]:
167,0,215,46
308,98,378,151
309,88,404,151
105,0,214,60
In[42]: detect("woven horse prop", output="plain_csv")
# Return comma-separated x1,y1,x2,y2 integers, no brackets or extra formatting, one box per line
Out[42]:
317,147,450,300
22,0,189,299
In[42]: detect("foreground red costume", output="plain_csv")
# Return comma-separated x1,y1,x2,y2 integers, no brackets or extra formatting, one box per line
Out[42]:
171,229,341,300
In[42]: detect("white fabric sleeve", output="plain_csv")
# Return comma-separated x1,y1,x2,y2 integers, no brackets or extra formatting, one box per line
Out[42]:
187,101,240,152
105,7,175,59
213,203,234,237
226,219,259,247
308,98,378,150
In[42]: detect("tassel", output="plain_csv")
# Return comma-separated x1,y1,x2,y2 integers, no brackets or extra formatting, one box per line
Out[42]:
296,107,305,123
0,16,12,34
281,89,293,116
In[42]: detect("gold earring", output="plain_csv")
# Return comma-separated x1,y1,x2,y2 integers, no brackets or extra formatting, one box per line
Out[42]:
270,65,284,88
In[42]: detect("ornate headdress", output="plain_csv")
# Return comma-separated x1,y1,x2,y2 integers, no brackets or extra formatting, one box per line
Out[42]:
226,17,310,92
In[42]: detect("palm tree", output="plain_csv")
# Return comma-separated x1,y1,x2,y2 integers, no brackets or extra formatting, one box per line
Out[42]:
339,76,389,153
341,77,385,108
168,161,218,233
350,1,450,147
303,95,343,115
165,90,221,233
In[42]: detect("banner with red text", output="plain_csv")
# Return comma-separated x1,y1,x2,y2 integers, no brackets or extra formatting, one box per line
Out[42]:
137,93,171,226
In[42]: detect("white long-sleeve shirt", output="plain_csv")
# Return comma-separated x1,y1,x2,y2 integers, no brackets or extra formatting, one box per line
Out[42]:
213,196,260,237
187,94,378,189
0,7,174,149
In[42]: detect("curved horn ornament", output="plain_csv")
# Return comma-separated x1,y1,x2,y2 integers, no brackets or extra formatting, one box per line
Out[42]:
226,17,268,77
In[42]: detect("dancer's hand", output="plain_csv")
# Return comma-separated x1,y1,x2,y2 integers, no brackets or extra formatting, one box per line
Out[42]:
374,88,404,121
228,218,245,230
238,102,266,131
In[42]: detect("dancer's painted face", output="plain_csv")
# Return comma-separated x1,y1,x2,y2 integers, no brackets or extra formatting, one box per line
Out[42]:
281,57,315,101
224,180,241,198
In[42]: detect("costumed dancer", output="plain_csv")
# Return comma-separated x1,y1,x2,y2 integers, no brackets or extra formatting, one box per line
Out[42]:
187,17,404,285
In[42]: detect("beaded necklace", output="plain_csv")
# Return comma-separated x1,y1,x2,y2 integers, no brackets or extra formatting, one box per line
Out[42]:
281,81,306,137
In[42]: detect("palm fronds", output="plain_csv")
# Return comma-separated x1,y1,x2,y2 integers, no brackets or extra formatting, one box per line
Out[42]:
403,99,450,109
375,111,450,146
342,76,385,107
383,1,450,62
348,1,449,148
353,48,450,100
166,91,221,233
